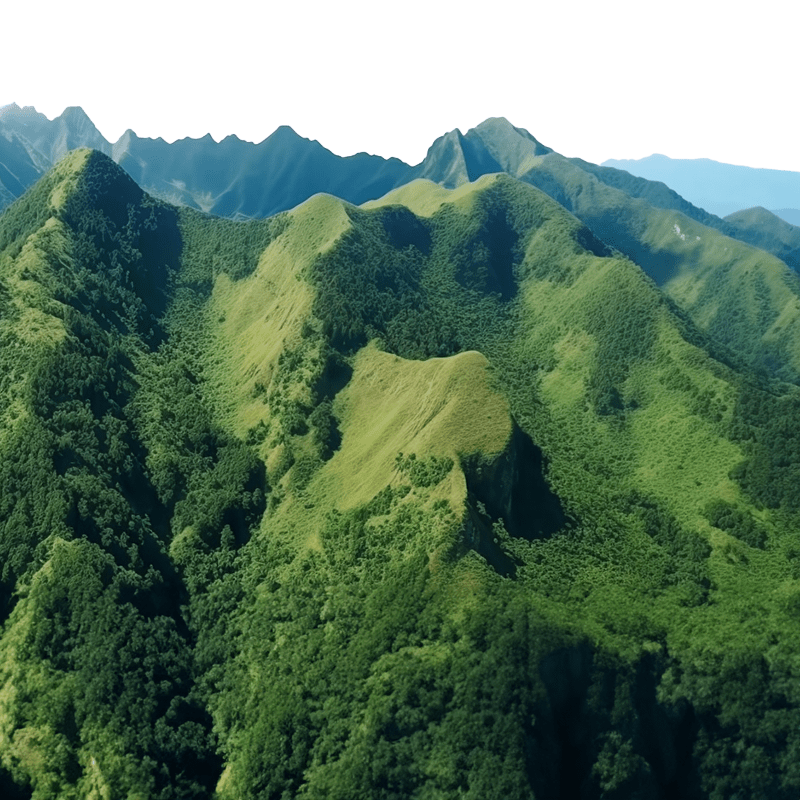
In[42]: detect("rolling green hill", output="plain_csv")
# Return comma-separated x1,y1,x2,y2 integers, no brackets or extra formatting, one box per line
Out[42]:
4,150,800,799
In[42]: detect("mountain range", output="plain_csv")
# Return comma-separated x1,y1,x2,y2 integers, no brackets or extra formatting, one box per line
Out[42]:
603,153,800,222
4,104,799,225
3,111,800,798
0,105,562,222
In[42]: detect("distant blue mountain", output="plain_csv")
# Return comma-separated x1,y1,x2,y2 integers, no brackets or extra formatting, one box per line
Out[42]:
1,107,559,220
602,154,800,220
774,209,800,226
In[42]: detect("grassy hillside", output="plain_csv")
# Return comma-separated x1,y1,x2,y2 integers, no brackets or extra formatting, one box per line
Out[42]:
509,152,800,383
3,153,800,799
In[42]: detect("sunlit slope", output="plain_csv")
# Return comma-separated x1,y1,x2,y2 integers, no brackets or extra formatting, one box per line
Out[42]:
725,205,800,272
362,177,464,217
202,183,516,552
194,171,755,578
205,193,351,436
206,174,800,799
315,344,512,510
323,346,511,510
513,152,800,382
234,178,754,591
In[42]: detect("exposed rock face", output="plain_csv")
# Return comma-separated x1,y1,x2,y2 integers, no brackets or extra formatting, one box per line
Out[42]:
460,422,569,576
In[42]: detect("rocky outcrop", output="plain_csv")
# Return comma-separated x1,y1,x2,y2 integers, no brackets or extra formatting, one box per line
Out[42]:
459,421,569,576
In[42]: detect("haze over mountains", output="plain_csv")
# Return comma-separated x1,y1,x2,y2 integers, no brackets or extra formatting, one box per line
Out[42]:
5,109,800,798
603,153,800,222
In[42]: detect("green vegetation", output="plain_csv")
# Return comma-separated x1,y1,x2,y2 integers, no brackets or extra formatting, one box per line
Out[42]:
725,206,800,272
515,151,800,384
4,150,800,799
395,453,454,488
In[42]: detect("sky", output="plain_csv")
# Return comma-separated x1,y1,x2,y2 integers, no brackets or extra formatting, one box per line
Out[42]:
2,0,797,172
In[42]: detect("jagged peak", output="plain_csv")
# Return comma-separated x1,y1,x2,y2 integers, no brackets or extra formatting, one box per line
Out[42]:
0,104,101,132
0,103,49,123
60,105,92,121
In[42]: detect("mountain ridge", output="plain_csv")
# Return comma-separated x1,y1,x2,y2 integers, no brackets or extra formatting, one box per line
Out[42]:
3,108,798,288
603,153,800,220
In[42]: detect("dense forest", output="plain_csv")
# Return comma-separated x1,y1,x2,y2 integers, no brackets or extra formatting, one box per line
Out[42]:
3,149,800,799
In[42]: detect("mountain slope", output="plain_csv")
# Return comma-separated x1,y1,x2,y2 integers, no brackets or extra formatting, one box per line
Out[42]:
200,169,800,800
603,153,800,219
724,206,800,272
568,160,800,276
5,153,800,797
517,152,800,382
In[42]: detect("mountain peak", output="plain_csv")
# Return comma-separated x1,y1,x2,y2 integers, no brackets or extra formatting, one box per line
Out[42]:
467,118,552,176
475,116,519,132
0,103,49,125
57,148,147,214
260,124,329,156
61,105,92,121
474,116,543,139
413,128,472,187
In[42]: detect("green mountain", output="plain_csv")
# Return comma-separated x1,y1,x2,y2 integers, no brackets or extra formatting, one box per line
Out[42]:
4,149,800,799
569,165,800,273
533,158,800,381
724,206,800,273
412,121,800,384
